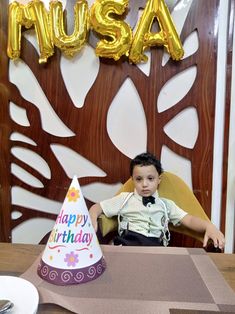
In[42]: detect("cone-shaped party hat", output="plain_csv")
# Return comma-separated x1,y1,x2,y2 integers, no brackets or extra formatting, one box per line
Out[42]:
37,176,106,285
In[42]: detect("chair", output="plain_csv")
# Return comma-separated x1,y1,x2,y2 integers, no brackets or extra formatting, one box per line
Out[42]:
98,171,210,244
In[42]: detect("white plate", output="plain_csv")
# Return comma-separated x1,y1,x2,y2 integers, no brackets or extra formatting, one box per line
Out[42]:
0,276,39,314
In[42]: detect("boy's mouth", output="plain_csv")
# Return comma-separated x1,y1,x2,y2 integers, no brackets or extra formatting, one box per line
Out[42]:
142,190,151,195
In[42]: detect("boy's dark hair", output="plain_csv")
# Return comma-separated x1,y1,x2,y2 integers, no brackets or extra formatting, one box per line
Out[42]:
130,152,163,176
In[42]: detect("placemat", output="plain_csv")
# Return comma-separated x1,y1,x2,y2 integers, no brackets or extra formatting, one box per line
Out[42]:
21,246,235,314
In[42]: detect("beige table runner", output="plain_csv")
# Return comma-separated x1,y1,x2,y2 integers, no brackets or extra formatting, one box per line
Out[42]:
21,246,235,314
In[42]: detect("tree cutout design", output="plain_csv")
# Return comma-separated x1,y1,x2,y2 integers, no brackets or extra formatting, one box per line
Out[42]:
0,0,219,247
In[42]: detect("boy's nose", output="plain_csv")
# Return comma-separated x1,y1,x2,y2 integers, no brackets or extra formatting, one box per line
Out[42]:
142,179,148,186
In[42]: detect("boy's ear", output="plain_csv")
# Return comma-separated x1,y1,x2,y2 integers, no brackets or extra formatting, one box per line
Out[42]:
158,175,162,183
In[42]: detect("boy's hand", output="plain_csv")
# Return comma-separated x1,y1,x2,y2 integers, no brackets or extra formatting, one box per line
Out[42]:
181,214,225,250
203,223,225,250
89,203,103,233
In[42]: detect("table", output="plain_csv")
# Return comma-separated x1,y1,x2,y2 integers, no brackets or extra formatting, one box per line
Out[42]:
1,243,235,313
0,243,73,313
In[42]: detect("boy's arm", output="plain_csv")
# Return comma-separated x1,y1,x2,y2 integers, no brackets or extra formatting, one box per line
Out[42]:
89,203,103,232
180,214,225,250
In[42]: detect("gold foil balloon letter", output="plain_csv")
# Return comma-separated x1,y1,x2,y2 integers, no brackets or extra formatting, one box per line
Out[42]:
7,2,24,60
7,0,183,64
129,0,184,64
26,1,54,64
49,0,89,57
90,0,132,61
7,0,54,64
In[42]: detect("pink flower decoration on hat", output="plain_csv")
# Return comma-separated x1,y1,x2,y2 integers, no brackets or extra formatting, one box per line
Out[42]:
66,187,80,202
64,251,79,267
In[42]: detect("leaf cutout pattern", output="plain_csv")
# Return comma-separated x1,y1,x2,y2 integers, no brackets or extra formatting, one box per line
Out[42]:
10,132,37,146
161,145,193,189
163,107,199,149
82,182,123,203
137,50,151,76
60,45,100,108
107,78,147,159
157,65,197,113
50,144,107,178
11,146,51,179
87,0,96,9
11,186,62,214
11,211,22,220
23,29,40,56
182,30,199,59
9,60,75,137
9,102,30,126
162,0,193,66
166,0,178,7
11,163,44,188
12,218,55,244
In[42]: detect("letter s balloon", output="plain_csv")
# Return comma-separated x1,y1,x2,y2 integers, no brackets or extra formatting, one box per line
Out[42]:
90,0,132,61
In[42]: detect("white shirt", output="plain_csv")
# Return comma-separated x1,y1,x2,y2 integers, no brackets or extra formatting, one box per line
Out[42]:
100,190,187,238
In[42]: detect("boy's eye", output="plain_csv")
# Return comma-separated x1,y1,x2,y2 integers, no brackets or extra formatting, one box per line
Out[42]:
148,177,154,181
135,177,142,182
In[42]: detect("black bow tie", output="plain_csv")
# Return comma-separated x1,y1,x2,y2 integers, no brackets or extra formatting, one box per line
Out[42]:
142,196,155,206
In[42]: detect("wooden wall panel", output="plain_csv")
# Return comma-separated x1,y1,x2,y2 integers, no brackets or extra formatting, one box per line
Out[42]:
0,0,222,247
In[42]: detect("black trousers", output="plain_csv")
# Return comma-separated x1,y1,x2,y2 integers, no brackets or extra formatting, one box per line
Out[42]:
113,230,163,246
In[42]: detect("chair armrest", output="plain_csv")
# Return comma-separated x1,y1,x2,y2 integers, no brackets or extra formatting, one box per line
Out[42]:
169,224,205,243
98,214,118,237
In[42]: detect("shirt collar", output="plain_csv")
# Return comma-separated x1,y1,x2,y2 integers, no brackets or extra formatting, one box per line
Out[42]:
134,189,159,201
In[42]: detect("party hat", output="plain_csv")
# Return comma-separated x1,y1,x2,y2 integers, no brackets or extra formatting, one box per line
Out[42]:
37,176,106,285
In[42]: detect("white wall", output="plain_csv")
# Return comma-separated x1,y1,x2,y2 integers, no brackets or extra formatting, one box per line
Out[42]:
225,0,235,253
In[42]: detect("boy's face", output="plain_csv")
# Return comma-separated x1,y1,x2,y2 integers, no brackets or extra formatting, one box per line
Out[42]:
132,165,161,197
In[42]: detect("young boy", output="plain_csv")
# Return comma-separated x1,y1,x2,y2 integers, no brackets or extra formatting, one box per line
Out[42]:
89,152,225,249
